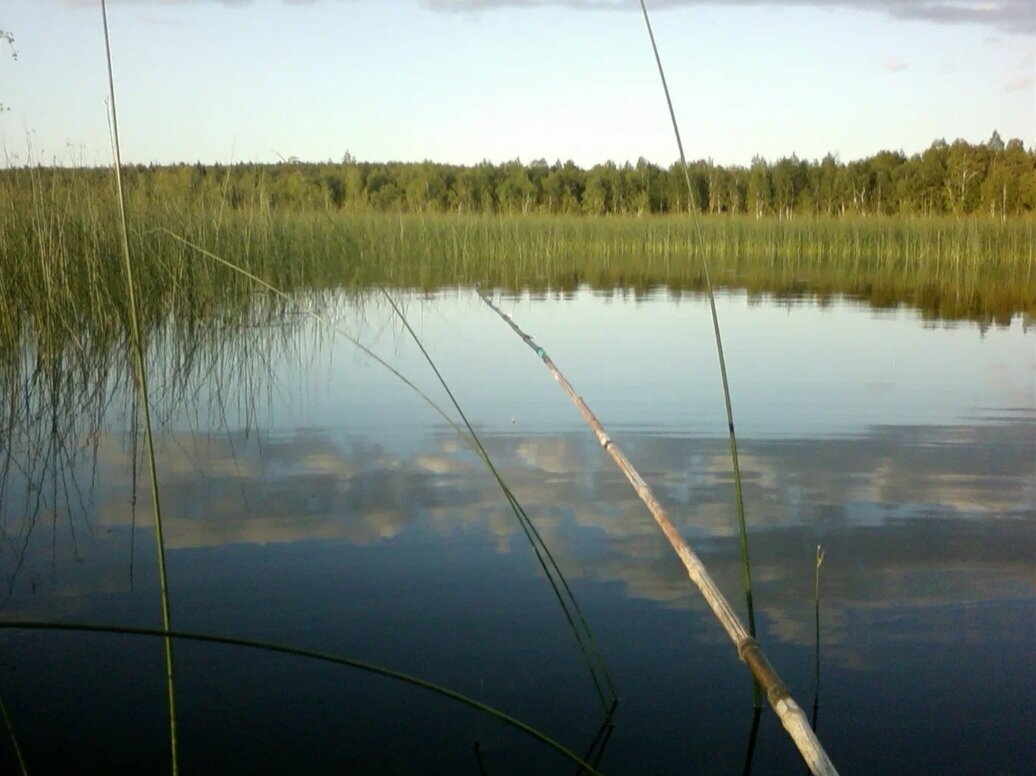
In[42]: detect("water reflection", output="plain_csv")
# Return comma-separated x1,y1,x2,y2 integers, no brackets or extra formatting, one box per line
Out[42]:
5,409,1032,649
1,289,1032,774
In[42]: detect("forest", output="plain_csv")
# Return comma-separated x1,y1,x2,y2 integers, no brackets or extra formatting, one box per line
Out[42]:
6,133,1032,220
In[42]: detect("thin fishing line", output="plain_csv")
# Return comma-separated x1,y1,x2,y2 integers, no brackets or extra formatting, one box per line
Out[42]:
0,620,602,776
100,0,179,767
636,0,757,650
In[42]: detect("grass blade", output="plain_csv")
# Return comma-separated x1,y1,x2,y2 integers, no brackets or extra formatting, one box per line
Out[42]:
813,544,825,729
381,290,618,713
100,2,178,771
0,620,602,776
636,0,757,696
0,695,27,775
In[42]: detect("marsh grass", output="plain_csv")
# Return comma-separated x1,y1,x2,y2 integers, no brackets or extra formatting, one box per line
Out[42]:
0,163,1031,372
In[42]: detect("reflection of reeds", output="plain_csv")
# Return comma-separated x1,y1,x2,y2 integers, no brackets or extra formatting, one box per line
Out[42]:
741,708,762,776
0,283,341,603
100,2,177,771
0,336,122,601
578,713,616,775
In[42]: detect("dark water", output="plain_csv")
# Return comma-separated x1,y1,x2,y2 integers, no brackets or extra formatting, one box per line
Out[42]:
1,288,1033,774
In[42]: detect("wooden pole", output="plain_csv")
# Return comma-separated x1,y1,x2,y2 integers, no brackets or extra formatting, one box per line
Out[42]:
477,291,839,776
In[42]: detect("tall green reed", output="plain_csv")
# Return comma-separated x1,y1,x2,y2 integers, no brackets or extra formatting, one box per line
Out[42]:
100,2,178,771
636,0,757,701
0,695,27,775
813,544,825,729
381,290,617,712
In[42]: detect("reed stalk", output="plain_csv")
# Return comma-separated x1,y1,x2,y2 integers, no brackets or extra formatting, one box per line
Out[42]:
635,1,757,692
381,290,617,712
0,695,27,775
165,231,617,712
478,291,839,776
813,544,825,728
742,707,762,776
579,714,616,774
100,3,178,772
0,620,602,776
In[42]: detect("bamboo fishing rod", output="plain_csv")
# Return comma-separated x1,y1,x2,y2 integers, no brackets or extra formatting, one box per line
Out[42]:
477,291,839,776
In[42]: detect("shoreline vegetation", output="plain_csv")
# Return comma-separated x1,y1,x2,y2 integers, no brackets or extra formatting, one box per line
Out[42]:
1,135,1033,365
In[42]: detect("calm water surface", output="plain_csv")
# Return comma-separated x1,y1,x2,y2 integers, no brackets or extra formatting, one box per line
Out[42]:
1,288,1033,774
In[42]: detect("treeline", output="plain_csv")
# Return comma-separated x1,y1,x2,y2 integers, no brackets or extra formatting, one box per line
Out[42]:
12,132,1035,219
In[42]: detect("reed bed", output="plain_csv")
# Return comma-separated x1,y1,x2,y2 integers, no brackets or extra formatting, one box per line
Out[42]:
0,163,1032,371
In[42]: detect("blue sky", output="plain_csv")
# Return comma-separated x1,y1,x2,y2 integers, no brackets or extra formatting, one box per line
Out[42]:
1,0,1033,167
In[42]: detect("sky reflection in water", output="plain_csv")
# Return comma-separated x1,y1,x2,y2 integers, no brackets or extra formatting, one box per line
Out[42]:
0,289,1033,774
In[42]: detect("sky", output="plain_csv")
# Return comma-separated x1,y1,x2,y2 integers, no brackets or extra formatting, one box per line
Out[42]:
0,0,1033,168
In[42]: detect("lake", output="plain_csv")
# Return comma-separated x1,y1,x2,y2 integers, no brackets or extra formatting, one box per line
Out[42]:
1,286,1033,774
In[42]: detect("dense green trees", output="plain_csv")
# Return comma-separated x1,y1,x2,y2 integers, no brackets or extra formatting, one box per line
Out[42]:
7,134,1032,218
